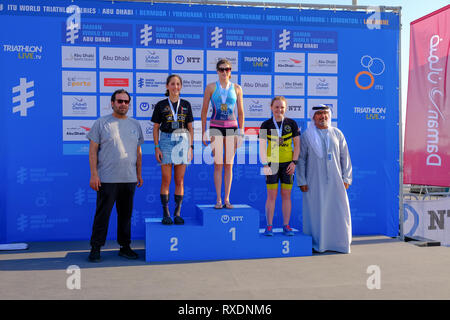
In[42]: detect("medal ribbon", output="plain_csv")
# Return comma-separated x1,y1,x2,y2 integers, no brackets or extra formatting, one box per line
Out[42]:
168,98,180,123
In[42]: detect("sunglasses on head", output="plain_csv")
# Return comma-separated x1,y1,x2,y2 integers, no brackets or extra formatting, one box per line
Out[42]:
116,99,130,105
217,67,231,72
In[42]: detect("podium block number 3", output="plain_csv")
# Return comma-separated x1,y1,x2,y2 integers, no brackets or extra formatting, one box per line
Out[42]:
170,237,178,251
282,240,290,254
229,227,236,241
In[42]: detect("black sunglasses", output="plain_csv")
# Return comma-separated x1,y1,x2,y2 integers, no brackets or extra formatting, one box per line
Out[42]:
217,67,231,72
116,99,130,105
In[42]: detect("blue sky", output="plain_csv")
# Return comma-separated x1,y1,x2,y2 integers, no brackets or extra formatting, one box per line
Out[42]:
237,0,448,127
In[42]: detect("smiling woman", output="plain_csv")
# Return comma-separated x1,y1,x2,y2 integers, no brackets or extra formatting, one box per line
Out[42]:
151,74,194,225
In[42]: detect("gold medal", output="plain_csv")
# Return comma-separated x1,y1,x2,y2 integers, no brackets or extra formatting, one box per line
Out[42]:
220,103,228,111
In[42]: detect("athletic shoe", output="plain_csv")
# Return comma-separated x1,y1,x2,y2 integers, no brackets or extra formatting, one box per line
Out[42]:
283,225,294,236
162,216,173,225
264,225,273,236
118,246,139,259
174,216,184,225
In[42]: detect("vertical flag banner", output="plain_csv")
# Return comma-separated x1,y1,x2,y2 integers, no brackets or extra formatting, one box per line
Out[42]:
404,5,450,187
0,0,400,243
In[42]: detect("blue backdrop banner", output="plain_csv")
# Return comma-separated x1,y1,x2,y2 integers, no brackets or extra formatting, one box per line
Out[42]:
0,0,400,243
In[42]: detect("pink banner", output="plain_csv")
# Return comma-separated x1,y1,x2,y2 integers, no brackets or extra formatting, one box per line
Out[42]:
404,5,450,187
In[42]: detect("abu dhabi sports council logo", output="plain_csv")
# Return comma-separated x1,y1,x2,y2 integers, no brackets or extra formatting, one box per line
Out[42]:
140,24,153,46
355,55,385,90
66,5,81,44
279,29,291,50
211,27,223,48
12,77,35,117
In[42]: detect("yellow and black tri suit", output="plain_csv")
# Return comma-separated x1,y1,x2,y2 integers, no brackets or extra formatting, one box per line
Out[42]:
259,117,300,190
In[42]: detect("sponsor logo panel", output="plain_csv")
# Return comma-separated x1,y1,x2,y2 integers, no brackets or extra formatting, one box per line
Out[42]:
99,47,133,69
286,98,305,119
135,96,161,118
135,48,169,70
61,46,95,68
63,119,95,141
100,71,133,93
178,73,204,94
171,49,204,71
308,53,338,74
136,72,167,94
206,51,238,71
240,75,271,96
62,95,97,117
274,75,305,96
274,52,305,73
243,98,272,118
307,76,337,96
62,70,96,93
241,52,272,73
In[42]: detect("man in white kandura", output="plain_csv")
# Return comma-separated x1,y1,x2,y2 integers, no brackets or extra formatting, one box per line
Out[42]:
296,104,352,254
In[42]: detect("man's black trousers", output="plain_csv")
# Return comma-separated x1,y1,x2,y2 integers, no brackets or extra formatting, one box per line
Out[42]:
90,183,136,248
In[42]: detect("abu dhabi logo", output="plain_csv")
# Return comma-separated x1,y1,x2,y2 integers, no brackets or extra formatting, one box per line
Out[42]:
279,29,291,50
12,77,35,117
66,5,81,44
355,55,385,90
210,27,223,48
140,24,153,46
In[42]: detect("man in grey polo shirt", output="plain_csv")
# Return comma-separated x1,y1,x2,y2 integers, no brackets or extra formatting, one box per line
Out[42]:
87,89,144,262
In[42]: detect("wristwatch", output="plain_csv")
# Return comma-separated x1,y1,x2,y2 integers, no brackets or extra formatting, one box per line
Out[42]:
292,160,298,165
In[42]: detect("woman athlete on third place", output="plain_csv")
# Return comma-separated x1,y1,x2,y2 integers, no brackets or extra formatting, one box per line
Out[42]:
201,59,244,209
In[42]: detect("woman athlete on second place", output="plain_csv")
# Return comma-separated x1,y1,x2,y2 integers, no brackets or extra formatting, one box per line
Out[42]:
151,74,194,225
201,58,244,209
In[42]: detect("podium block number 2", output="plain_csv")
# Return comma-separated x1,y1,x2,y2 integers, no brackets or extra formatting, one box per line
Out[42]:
170,237,178,251
282,240,290,254
229,227,236,241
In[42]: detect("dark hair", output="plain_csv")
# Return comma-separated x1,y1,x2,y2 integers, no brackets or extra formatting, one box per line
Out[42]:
216,58,232,70
111,89,131,102
165,74,183,96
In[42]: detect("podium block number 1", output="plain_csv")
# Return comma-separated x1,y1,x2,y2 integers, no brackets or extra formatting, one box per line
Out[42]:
170,237,178,251
229,227,236,241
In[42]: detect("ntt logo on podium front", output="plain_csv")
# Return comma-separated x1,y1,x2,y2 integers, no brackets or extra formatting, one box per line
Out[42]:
221,215,244,223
